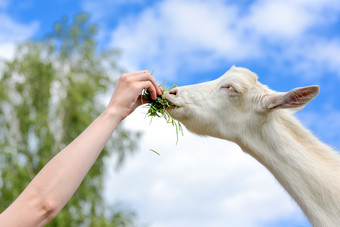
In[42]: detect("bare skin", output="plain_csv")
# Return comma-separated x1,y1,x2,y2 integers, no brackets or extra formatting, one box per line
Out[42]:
0,70,162,227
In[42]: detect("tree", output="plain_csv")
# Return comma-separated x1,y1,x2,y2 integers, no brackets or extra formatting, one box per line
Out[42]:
0,14,141,226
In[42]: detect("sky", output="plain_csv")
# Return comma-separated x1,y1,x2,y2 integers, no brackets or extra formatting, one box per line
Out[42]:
1,0,340,226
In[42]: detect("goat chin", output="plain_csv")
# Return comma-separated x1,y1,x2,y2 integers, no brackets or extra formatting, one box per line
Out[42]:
167,106,189,121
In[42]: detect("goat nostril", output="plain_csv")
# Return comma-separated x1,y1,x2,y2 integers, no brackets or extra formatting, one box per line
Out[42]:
169,88,178,96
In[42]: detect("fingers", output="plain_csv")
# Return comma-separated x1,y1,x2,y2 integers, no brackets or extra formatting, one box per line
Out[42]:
133,70,162,96
138,80,158,100
109,70,161,120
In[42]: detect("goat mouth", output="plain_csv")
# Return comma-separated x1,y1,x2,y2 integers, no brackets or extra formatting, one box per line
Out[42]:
163,102,180,110
166,104,187,116
167,105,182,110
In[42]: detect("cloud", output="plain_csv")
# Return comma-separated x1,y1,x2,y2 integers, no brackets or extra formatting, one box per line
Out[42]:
0,42,15,60
109,0,260,80
108,0,340,80
0,14,39,43
104,108,309,227
0,13,39,60
290,38,340,78
243,0,340,40
246,0,340,79
243,1,312,40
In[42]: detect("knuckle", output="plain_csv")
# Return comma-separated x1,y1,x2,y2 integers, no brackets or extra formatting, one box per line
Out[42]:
122,74,134,84
120,73,129,82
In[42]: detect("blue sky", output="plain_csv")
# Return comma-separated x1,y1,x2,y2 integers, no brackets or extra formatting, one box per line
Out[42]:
1,0,340,226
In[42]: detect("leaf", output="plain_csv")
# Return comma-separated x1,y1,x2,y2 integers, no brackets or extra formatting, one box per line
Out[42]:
149,149,160,155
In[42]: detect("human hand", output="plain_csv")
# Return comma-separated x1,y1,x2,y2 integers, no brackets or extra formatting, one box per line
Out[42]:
106,70,162,121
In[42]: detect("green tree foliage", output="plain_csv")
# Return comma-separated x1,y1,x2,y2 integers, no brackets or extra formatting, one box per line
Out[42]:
0,14,141,226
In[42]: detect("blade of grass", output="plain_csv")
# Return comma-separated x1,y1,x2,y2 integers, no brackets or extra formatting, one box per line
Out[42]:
149,149,160,155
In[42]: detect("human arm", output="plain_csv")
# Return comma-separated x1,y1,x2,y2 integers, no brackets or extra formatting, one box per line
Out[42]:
0,70,162,227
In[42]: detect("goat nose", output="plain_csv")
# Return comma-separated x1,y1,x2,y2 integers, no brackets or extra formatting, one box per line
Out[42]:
169,88,178,96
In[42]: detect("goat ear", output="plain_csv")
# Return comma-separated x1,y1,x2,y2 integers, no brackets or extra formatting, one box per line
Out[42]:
264,85,320,111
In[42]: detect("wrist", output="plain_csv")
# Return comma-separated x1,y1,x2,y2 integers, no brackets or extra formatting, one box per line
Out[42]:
102,106,125,124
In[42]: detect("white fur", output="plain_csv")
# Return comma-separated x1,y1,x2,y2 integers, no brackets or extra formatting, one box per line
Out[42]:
166,66,340,227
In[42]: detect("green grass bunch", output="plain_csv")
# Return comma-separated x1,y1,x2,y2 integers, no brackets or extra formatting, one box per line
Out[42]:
142,83,184,147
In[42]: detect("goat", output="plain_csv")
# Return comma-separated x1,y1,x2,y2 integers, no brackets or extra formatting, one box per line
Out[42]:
165,66,340,227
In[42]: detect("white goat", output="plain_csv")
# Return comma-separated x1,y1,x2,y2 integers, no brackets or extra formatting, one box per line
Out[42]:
165,66,340,227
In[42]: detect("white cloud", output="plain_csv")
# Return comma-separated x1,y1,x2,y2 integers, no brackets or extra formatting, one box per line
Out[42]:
243,0,340,40
242,0,340,78
0,14,39,43
108,0,340,80
0,42,15,60
0,13,39,60
109,0,260,80
104,108,308,227
243,1,314,39
295,38,340,78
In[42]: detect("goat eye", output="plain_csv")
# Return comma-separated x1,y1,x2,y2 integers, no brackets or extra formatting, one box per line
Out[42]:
221,84,237,93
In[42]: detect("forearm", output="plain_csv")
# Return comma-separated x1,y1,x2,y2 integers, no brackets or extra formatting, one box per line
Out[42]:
0,109,122,226
31,109,122,210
